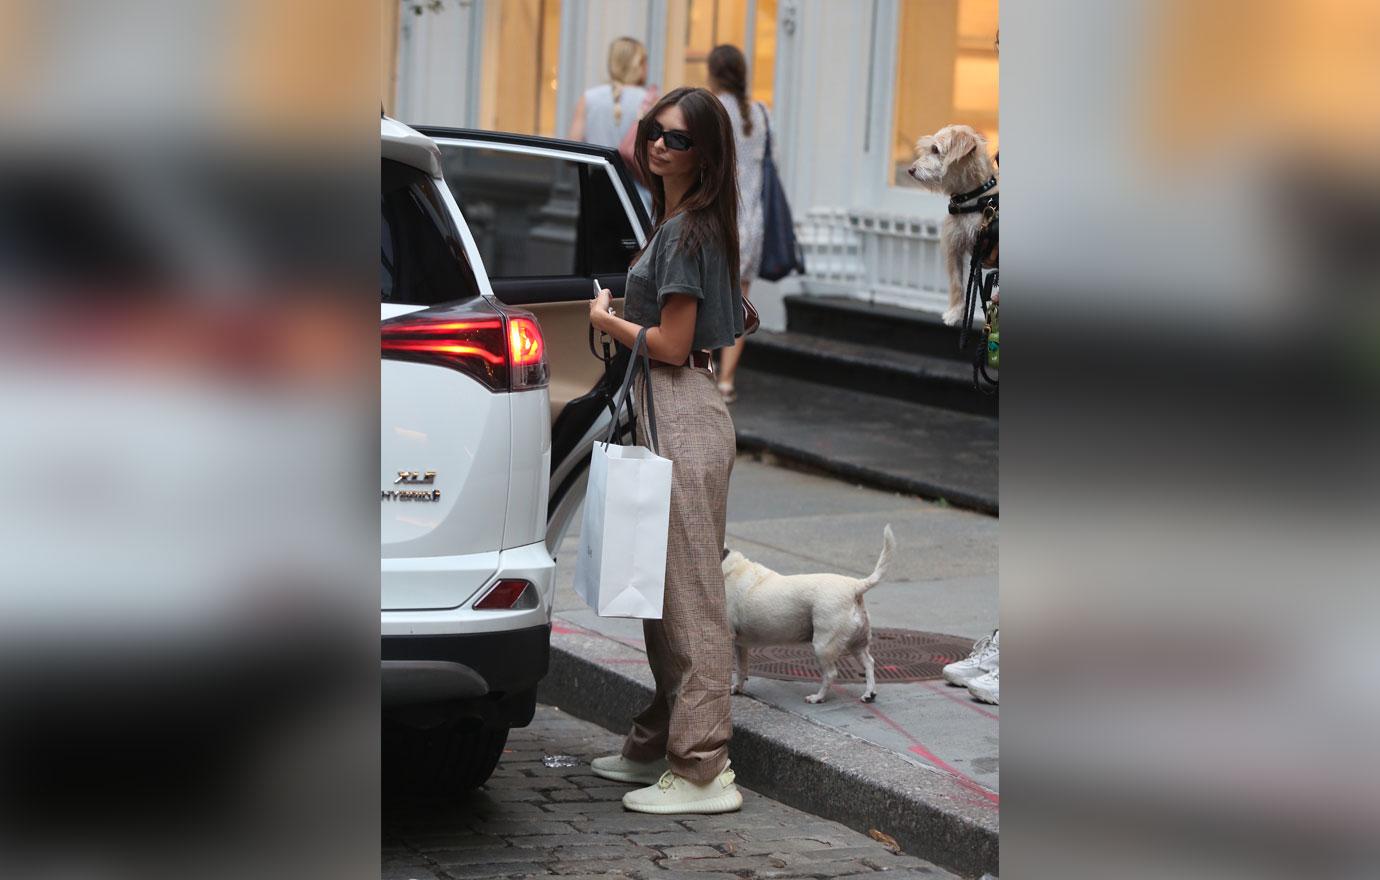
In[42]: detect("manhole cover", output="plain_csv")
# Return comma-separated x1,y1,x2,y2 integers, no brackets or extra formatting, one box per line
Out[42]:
747,629,975,683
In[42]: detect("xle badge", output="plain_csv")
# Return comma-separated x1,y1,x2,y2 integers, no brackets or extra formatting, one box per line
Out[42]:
383,470,440,502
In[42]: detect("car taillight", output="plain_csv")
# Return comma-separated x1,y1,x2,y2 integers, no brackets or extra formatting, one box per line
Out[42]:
473,579,538,610
381,304,548,392
506,314,548,391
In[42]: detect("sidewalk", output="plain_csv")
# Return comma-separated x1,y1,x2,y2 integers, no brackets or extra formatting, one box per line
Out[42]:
537,456,999,878
726,294,999,515
731,368,999,514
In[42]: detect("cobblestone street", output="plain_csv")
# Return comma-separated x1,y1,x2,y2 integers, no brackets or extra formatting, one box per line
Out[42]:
383,705,960,880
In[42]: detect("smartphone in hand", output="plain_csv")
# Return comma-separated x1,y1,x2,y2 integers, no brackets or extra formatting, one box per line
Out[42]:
592,278,614,315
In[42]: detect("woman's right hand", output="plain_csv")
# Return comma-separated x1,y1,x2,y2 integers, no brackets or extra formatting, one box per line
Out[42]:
589,287,613,329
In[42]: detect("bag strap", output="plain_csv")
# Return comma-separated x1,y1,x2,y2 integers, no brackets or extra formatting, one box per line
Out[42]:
758,102,772,161
604,326,660,453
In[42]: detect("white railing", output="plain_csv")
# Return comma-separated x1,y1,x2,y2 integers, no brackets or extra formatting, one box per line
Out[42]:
795,207,950,314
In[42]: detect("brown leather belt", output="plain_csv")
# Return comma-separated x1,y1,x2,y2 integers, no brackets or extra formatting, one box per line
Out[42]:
653,350,713,370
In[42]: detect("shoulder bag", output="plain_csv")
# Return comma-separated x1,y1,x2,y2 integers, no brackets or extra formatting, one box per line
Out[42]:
756,102,806,282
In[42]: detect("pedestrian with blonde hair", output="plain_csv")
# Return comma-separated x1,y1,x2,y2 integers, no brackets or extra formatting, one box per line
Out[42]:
568,36,653,147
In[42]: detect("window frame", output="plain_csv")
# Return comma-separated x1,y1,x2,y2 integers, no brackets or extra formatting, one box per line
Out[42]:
865,0,993,217
427,136,647,283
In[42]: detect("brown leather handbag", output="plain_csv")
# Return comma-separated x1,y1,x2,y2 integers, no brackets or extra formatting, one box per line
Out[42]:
743,296,760,336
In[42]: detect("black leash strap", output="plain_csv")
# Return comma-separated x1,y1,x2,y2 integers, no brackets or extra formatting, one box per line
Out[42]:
958,227,996,352
972,271,999,395
589,321,617,419
959,217,999,395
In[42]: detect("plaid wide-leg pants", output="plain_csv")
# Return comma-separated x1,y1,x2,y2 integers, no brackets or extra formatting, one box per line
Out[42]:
619,362,736,785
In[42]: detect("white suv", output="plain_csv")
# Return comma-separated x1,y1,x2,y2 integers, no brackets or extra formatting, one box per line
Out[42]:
380,117,649,790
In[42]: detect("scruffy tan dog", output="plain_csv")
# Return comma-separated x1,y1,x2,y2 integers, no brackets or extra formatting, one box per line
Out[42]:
721,526,895,704
906,124,998,326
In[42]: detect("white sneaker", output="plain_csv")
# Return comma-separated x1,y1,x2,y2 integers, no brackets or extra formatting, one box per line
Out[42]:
943,630,999,686
590,754,670,785
622,764,743,814
967,669,999,704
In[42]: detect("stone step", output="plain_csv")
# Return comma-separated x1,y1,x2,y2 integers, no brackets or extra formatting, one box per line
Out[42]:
785,294,978,363
740,328,997,418
729,370,998,515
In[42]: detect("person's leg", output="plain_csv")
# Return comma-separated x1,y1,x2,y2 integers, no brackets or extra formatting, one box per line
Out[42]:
620,617,673,761
619,369,674,762
715,280,752,399
650,368,737,785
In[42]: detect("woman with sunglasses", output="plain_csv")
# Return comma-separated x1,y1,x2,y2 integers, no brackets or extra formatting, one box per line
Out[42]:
587,87,745,815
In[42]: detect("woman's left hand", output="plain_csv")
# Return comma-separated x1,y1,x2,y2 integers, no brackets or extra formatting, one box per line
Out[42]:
589,287,613,327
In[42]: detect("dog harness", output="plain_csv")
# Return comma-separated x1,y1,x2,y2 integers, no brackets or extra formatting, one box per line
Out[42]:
948,176,999,215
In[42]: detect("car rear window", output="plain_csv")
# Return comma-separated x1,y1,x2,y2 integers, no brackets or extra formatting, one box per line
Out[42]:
381,159,482,306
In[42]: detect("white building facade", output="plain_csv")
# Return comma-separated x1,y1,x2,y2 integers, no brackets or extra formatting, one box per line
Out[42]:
388,0,999,326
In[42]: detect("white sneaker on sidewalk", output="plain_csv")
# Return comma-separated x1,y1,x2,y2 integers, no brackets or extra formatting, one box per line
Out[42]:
943,630,999,686
590,754,670,785
967,669,999,704
622,764,743,814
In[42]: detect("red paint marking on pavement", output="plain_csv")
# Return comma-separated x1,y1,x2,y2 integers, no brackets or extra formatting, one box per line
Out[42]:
552,617,647,654
918,680,1000,721
834,684,999,808
906,744,1000,806
881,665,900,672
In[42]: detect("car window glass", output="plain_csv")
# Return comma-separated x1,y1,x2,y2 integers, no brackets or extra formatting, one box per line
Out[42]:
437,147,638,278
381,159,482,305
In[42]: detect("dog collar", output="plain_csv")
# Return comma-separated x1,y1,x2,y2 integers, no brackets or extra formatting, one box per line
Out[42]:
949,176,998,215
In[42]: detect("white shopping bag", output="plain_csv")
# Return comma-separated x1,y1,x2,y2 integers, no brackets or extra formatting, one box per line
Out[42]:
572,328,672,619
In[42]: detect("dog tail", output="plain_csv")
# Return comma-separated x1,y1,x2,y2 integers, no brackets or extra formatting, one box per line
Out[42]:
857,525,896,594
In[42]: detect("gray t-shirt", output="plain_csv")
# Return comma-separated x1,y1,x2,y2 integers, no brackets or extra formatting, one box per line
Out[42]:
622,213,743,352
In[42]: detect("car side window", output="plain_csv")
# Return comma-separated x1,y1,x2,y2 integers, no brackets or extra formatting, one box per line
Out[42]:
437,147,638,279
381,159,482,305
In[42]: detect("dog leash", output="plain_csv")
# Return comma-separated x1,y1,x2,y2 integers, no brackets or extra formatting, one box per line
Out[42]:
959,210,999,396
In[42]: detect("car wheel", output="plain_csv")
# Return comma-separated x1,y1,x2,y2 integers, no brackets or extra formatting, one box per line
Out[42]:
384,719,509,793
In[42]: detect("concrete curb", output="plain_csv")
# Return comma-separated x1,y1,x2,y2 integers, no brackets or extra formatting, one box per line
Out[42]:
536,626,1000,879
734,431,999,516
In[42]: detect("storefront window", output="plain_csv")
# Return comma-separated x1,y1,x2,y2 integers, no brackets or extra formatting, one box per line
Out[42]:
890,0,999,187
674,0,748,89
752,0,777,109
480,0,562,136
663,0,774,109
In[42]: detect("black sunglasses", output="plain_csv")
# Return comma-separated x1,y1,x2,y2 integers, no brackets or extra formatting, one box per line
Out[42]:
645,121,694,152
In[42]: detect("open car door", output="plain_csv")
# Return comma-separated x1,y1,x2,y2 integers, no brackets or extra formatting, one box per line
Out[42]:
416,127,653,556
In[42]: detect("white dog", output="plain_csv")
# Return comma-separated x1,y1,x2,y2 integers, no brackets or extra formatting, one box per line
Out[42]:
721,526,896,704
906,124,998,326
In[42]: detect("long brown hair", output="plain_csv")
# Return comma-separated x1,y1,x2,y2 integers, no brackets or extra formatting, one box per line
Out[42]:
633,86,740,290
707,44,753,137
